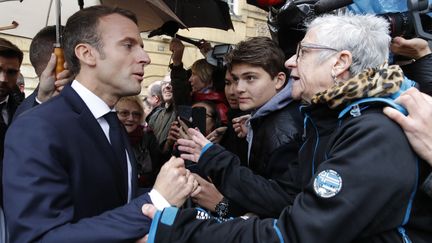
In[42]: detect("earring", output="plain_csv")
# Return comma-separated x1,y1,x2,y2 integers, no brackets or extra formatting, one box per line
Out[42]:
331,72,339,85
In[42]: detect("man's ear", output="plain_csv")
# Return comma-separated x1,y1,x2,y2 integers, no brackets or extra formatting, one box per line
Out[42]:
333,50,352,79
74,43,97,67
274,72,286,91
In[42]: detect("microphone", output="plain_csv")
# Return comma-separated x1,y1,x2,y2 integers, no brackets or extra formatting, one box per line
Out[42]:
314,0,354,13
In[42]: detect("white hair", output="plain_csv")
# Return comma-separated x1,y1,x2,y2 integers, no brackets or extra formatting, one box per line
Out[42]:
306,13,391,75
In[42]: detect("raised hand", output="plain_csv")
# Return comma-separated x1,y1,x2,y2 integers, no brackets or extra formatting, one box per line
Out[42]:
191,174,223,212
153,156,198,207
206,126,227,143
169,38,185,66
37,53,72,103
177,128,211,162
232,114,250,138
384,88,432,164
390,36,431,60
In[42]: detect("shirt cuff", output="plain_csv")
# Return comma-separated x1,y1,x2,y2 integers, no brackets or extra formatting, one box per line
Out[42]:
149,189,172,210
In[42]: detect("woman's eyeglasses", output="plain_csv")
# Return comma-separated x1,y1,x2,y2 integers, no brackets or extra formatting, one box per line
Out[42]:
296,42,339,62
117,110,143,119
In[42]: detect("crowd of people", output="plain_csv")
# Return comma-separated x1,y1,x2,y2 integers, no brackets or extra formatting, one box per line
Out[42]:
0,4,432,243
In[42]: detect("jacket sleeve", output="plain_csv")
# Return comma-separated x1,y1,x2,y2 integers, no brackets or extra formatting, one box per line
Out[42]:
148,112,420,243
3,115,151,243
198,144,301,218
401,53,432,95
169,63,192,107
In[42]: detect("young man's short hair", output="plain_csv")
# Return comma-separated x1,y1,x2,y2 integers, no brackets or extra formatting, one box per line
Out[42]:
225,36,286,79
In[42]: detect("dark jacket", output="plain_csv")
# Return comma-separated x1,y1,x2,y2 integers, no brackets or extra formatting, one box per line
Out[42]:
247,85,303,180
0,86,23,205
147,103,432,243
198,143,302,218
194,86,303,218
128,126,168,188
219,109,249,166
169,63,192,107
146,104,176,147
4,85,152,242
145,65,432,243
401,53,432,95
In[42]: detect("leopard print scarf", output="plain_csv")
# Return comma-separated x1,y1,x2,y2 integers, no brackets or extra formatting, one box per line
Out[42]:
311,63,404,109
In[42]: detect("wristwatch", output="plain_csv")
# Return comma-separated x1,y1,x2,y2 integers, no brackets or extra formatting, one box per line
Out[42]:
214,197,229,218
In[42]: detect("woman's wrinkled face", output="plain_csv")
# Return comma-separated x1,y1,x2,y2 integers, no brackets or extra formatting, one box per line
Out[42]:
116,100,143,133
284,28,336,103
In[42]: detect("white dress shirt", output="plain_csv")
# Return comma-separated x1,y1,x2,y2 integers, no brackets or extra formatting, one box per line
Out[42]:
71,80,170,209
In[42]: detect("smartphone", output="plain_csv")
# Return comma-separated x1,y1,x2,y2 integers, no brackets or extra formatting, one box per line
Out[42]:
177,105,192,122
192,107,206,134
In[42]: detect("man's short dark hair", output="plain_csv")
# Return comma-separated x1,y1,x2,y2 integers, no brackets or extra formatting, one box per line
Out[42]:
225,36,286,79
63,5,138,77
29,25,60,77
0,37,23,65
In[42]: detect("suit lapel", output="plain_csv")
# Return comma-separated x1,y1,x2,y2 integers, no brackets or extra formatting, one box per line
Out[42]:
61,85,128,202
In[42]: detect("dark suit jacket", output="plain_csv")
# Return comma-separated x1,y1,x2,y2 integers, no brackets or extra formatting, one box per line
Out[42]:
12,89,38,121
0,90,23,206
3,85,151,243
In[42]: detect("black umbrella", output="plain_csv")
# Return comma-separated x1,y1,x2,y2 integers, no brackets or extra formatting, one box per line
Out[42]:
163,0,234,31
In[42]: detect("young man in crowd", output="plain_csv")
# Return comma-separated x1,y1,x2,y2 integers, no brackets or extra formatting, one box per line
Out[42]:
177,37,303,218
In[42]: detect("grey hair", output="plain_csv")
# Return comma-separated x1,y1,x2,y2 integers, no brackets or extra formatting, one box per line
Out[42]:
148,82,162,99
306,13,391,75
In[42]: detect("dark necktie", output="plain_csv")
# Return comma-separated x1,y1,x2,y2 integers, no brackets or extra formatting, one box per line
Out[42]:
103,112,128,179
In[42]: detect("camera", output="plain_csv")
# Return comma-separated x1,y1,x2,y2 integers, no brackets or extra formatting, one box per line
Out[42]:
206,43,232,68
380,0,432,39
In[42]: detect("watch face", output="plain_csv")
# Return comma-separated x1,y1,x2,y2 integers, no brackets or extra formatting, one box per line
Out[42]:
216,200,229,217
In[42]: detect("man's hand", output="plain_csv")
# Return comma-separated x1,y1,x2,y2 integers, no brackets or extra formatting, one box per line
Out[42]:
384,88,432,164
191,174,223,212
165,120,181,148
177,128,211,162
390,36,431,60
136,204,158,243
232,114,250,138
37,53,71,103
170,38,185,66
206,126,227,143
198,39,212,57
153,157,198,207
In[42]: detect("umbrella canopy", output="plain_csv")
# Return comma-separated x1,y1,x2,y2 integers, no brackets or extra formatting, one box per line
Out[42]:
164,0,234,31
0,0,186,38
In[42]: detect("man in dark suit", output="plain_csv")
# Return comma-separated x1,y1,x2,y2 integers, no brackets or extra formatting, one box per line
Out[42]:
3,6,196,243
0,38,24,159
0,38,25,207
